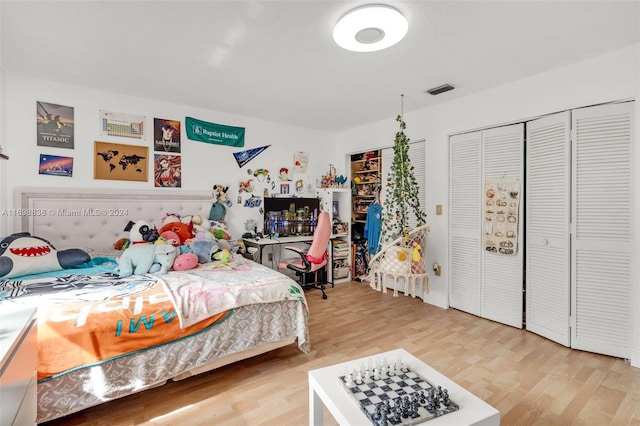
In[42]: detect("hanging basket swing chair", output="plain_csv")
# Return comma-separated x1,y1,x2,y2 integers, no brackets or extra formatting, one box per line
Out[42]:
368,224,430,297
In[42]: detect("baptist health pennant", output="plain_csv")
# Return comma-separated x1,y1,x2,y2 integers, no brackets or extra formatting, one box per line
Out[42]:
233,145,270,168
185,116,245,147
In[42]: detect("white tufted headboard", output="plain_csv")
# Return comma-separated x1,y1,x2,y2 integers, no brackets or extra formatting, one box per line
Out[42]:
13,187,212,251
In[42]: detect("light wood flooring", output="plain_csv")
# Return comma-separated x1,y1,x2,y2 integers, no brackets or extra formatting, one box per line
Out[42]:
44,281,640,426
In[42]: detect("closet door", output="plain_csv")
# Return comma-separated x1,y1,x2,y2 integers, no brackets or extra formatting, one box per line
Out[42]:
526,112,571,346
481,124,524,328
571,102,634,359
449,131,482,316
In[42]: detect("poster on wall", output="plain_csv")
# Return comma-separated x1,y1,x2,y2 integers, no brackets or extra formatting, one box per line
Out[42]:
39,154,73,177
294,151,308,173
153,154,182,188
94,141,148,182
483,179,520,255
100,110,146,139
36,101,74,148
154,118,181,153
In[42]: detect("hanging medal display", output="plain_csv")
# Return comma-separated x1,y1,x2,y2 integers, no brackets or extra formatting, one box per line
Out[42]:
483,178,519,255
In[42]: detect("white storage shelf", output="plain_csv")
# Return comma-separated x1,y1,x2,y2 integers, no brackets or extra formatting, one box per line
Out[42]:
317,188,352,283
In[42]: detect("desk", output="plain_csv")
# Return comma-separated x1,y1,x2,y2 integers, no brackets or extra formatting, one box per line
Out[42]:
308,348,500,426
242,235,314,264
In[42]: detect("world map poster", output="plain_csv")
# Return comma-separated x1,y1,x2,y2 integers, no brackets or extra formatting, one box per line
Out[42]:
94,141,148,182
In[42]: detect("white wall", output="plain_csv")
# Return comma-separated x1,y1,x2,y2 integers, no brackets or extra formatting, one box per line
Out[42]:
0,73,341,240
338,43,639,364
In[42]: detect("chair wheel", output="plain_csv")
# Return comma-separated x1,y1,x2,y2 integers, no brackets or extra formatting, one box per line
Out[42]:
322,293,328,299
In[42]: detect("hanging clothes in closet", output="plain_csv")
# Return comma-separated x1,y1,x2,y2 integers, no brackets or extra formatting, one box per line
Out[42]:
364,199,382,255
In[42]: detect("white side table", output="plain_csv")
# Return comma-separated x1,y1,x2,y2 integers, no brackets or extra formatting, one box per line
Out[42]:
308,348,500,426
0,307,38,426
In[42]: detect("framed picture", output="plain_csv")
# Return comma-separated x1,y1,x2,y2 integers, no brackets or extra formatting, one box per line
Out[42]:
39,154,73,177
332,200,340,218
94,141,148,182
280,183,290,195
37,101,74,148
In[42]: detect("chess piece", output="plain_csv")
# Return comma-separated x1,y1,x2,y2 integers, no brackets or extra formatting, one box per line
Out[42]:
442,389,450,406
346,372,353,387
374,368,380,380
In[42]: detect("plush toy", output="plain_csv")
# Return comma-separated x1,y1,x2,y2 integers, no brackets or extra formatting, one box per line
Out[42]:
158,221,192,245
0,232,90,279
213,248,231,264
113,237,130,250
190,239,219,264
209,220,232,240
411,241,422,262
160,230,181,247
172,252,198,271
124,220,159,244
209,185,232,222
117,244,178,277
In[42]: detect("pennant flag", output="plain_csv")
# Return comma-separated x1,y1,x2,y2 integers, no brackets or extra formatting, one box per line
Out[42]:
185,116,245,147
233,145,270,168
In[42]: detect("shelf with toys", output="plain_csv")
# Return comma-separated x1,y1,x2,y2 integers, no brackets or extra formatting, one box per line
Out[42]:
350,151,381,225
317,187,351,284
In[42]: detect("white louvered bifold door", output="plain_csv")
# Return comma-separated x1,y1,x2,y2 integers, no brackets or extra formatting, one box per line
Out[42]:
526,112,571,346
449,131,482,316
408,141,426,229
482,124,524,328
571,102,634,359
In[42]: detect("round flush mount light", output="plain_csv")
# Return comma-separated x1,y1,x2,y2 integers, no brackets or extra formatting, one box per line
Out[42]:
333,4,408,52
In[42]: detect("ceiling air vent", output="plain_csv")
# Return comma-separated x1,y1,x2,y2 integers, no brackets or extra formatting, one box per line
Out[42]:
425,84,455,95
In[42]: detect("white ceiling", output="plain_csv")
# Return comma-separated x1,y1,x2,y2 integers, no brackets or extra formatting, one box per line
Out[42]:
1,1,639,132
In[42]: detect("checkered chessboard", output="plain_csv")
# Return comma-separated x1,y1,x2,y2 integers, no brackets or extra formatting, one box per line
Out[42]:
338,366,460,425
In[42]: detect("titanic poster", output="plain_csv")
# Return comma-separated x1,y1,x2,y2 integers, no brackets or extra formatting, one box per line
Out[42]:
37,101,74,148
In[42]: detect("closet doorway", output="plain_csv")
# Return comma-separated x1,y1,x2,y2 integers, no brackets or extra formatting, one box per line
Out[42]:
349,140,427,285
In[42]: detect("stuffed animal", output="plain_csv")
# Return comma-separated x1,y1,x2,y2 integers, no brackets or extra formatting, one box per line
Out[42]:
158,221,192,245
117,244,178,277
160,230,181,247
190,239,219,263
113,237,130,250
124,220,159,244
209,220,232,240
213,248,231,264
0,232,90,279
172,252,198,271
209,185,232,222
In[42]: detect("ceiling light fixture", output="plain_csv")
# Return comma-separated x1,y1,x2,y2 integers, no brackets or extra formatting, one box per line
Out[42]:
333,4,408,52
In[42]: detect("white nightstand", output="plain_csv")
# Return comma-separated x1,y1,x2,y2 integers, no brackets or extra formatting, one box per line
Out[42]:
0,307,37,426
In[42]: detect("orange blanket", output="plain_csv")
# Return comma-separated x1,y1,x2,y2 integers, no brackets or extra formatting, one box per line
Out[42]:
36,280,229,381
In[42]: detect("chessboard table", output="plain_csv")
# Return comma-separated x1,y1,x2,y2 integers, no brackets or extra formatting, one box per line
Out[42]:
308,348,500,426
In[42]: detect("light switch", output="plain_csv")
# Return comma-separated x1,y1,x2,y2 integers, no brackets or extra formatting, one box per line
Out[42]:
436,204,443,215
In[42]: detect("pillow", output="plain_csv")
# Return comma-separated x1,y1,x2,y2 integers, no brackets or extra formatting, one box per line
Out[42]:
0,232,90,279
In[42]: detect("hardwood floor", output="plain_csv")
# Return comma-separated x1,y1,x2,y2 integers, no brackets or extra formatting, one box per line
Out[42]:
44,281,640,426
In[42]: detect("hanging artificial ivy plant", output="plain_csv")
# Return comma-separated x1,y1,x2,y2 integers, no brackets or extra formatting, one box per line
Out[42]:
378,95,427,251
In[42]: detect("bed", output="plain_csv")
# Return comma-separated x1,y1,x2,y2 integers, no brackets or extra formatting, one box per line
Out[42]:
1,187,310,423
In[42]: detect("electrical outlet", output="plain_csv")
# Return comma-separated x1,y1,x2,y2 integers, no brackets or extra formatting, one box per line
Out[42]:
436,204,443,216
268,253,273,261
